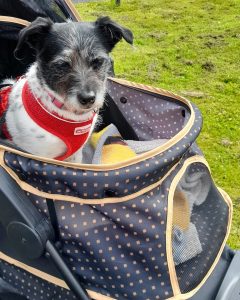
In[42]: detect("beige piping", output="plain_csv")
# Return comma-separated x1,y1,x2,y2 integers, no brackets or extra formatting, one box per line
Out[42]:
0,251,115,300
0,149,178,204
0,78,196,171
64,0,81,21
0,16,29,26
109,77,191,103
165,156,232,299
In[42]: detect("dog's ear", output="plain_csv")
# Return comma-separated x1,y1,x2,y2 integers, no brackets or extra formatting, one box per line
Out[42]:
15,17,53,58
96,16,133,52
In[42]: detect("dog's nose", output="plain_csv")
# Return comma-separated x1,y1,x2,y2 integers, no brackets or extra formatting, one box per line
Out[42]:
77,91,95,105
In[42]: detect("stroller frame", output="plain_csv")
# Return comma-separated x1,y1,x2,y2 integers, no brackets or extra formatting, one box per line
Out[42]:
0,1,239,300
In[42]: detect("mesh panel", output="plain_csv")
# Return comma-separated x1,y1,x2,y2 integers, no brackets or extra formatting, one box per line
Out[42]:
172,162,229,293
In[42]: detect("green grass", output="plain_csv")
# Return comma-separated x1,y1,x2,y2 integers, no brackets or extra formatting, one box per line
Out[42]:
75,0,240,248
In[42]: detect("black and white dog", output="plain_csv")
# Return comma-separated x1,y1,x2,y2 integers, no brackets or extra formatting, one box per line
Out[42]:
1,17,133,162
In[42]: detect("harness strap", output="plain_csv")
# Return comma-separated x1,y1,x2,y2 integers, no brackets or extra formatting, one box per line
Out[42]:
22,82,95,160
0,85,12,140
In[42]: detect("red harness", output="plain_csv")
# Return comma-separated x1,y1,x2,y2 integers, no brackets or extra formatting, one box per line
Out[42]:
0,81,95,161
0,86,12,140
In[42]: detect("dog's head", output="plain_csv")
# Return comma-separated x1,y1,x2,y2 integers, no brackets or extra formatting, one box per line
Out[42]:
15,17,133,113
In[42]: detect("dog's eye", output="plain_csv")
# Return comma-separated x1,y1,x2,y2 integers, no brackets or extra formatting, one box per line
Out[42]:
91,57,104,70
54,60,71,69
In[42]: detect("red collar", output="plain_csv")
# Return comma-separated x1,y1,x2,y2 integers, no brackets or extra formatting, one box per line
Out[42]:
45,89,65,109
22,81,95,160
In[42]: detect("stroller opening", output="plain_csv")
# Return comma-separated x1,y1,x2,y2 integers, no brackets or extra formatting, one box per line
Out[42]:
0,1,239,300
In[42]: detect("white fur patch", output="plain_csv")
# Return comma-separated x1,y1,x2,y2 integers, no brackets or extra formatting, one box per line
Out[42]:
2,78,16,85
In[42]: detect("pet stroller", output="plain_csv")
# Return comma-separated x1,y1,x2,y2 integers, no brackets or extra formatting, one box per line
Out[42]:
0,1,239,299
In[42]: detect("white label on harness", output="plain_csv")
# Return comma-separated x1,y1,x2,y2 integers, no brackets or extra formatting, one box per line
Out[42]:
74,124,91,135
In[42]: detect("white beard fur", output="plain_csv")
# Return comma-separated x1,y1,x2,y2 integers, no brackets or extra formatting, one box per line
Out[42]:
5,63,99,162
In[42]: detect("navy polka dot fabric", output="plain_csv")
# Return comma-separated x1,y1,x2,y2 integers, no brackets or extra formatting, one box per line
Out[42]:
0,80,231,300
107,80,190,140
0,260,76,300
55,184,172,299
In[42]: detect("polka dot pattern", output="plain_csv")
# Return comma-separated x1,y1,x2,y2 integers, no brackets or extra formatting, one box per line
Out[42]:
4,154,176,199
26,192,50,218
0,80,230,299
54,183,172,299
107,80,190,140
0,260,76,299
1,148,231,299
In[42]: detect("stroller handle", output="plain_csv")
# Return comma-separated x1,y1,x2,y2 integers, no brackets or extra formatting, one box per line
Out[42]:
46,240,90,300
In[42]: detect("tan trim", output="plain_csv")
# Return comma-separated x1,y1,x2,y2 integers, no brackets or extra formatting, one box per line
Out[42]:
0,149,178,204
0,77,195,171
109,77,191,103
0,16,29,26
0,251,68,289
166,156,232,300
0,251,115,300
65,0,81,21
